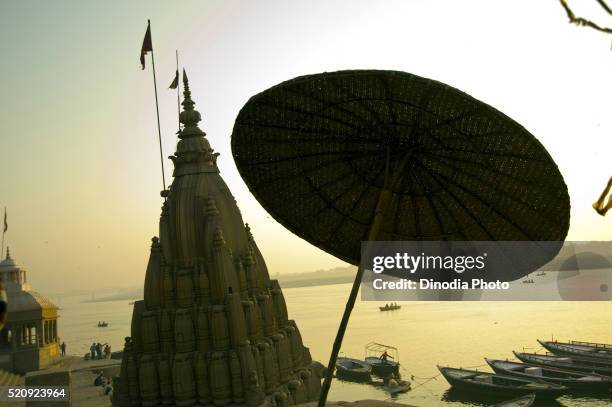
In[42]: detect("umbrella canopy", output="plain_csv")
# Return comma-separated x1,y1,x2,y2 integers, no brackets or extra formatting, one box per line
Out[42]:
231,70,570,406
232,70,570,265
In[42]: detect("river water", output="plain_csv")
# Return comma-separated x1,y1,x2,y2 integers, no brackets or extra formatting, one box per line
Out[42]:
55,283,612,406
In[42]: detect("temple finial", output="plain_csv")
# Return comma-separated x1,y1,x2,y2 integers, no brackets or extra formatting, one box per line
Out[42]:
178,68,205,139
5,247,10,260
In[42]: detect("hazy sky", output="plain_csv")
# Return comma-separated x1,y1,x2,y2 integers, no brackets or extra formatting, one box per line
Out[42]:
1,0,611,293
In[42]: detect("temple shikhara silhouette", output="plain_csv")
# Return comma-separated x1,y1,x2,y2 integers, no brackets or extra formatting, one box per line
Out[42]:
116,74,324,406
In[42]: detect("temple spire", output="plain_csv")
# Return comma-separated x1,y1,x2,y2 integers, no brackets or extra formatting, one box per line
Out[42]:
178,69,206,139
5,247,9,260
170,70,219,173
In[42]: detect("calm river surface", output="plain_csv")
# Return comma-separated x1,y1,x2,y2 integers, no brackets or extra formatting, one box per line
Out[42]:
55,283,612,406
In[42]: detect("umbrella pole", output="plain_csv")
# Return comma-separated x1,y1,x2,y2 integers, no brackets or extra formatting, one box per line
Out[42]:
317,190,393,407
318,154,410,407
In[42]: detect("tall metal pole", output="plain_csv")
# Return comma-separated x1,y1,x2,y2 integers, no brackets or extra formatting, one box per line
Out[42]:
176,50,181,132
148,20,167,193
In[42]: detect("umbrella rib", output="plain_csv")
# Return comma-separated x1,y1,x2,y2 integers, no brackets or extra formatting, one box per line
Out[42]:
292,158,384,233
249,151,378,191
327,77,387,128
423,145,548,163
249,98,361,131
406,165,469,240
412,160,497,240
237,122,358,141
430,106,483,130
243,150,376,166
285,81,378,128
419,149,561,193
417,155,566,228
420,124,550,163
306,149,387,217
284,82,381,129
319,164,388,245
419,163,536,240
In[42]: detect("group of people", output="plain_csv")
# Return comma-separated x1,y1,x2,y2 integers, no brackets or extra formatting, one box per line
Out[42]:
89,342,111,360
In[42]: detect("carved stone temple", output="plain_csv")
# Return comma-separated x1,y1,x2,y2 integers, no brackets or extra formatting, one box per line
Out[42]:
116,75,324,407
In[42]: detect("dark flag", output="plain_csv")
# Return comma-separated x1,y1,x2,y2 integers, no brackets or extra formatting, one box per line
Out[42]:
140,21,153,70
169,70,179,89
3,208,6,233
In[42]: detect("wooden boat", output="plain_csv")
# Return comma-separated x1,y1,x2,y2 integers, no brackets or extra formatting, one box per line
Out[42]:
336,357,372,381
364,342,400,376
514,351,612,376
492,393,535,407
486,358,612,391
379,303,401,312
384,378,411,394
538,339,612,360
437,366,567,399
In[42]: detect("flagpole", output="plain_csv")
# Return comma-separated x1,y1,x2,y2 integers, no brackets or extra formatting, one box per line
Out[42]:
176,50,181,132
148,19,167,194
1,207,5,259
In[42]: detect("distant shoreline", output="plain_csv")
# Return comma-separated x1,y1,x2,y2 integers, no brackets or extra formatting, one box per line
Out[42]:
81,268,356,303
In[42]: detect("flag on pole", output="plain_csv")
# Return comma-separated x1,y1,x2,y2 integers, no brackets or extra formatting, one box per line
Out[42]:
169,70,179,89
140,21,153,70
3,208,6,233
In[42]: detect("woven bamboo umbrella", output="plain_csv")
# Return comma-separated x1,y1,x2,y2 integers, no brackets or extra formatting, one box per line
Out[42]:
231,70,570,405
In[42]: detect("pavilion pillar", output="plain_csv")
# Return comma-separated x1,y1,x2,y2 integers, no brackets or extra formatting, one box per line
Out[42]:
36,321,43,347
16,325,22,347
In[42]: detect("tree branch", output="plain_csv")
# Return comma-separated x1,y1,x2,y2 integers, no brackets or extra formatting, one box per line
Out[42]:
595,0,612,16
559,0,612,34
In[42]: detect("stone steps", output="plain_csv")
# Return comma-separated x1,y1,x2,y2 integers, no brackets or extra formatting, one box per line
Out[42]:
0,369,23,386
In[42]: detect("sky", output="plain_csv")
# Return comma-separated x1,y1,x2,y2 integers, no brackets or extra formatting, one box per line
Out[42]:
0,0,611,294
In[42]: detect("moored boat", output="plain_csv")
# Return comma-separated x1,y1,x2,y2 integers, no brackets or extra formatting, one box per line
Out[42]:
385,378,411,394
336,357,372,381
539,339,612,360
364,342,400,376
492,393,535,407
486,358,612,391
513,351,612,376
437,366,566,399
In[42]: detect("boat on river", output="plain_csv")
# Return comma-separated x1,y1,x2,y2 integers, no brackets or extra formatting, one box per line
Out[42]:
492,393,535,407
384,377,411,394
538,339,612,360
513,351,612,376
486,358,612,392
364,342,400,376
379,303,401,312
336,357,372,381
438,366,566,399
